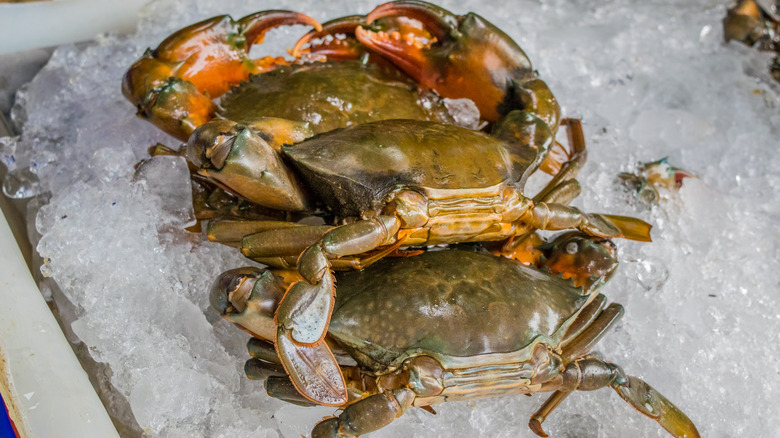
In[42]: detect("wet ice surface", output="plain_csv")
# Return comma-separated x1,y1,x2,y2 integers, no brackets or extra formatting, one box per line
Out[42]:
1,0,779,436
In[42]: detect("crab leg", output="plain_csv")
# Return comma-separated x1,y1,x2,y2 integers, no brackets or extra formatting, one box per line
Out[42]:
531,358,700,438
357,0,560,129
533,118,588,202
270,216,400,404
310,389,416,438
122,11,321,140
517,202,653,242
528,302,699,438
511,119,651,242
244,338,287,380
206,219,309,247
275,216,401,345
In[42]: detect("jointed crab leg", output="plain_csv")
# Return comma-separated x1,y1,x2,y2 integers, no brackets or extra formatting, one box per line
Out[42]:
533,118,589,203
530,359,700,438
310,389,416,438
275,216,401,344
122,11,321,140
530,303,700,438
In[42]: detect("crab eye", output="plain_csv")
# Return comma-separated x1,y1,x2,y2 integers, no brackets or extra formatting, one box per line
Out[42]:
565,241,578,254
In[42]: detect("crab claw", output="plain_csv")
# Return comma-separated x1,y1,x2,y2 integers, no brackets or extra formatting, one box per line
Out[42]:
643,158,694,190
276,329,348,406
210,267,287,340
122,11,321,140
614,376,701,438
210,267,347,407
292,13,436,66
186,119,310,211
357,0,559,128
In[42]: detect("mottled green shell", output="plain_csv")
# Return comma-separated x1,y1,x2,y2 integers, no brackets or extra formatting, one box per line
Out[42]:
283,120,535,216
328,248,588,371
220,61,454,134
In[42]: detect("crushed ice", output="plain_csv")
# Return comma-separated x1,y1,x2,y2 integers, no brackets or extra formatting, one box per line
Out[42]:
1,0,779,436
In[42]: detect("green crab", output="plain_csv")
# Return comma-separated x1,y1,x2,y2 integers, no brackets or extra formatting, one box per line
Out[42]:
122,1,560,145
123,1,583,225
211,237,699,438
190,115,651,369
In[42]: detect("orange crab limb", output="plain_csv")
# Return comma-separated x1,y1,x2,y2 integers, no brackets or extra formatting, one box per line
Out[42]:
122,11,321,140
292,15,368,59
292,14,433,66
358,0,559,128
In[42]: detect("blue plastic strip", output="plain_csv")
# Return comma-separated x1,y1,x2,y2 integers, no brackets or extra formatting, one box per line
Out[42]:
0,392,18,438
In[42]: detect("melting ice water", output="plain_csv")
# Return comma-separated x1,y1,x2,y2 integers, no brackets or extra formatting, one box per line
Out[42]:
1,0,779,436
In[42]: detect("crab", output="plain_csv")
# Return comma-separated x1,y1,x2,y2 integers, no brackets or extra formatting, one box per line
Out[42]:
188,114,652,367
123,2,583,225
122,1,560,143
211,238,699,438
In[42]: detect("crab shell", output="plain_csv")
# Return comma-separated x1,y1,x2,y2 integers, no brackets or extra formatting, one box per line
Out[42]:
218,60,460,136
328,248,590,377
279,119,538,218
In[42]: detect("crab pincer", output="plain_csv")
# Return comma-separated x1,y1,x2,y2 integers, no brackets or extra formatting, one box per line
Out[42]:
122,11,322,140
355,0,560,131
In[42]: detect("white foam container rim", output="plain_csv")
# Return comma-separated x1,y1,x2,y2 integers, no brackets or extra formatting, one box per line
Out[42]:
1,1,152,435
0,209,120,437
0,0,149,56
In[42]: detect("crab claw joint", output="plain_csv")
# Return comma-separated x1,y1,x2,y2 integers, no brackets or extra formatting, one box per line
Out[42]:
187,120,310,212
209,267,286,340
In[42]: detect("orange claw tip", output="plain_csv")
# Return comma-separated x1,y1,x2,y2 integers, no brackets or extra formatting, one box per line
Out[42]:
528,417,549,437
366,0,458,41
239,10,322,46
291,15,365,58
354,25,427,78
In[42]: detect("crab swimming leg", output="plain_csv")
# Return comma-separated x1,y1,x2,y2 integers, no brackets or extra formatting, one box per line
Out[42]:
122,11,321,140
528,303,699,438
529,357,700,438
518,201,653,242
